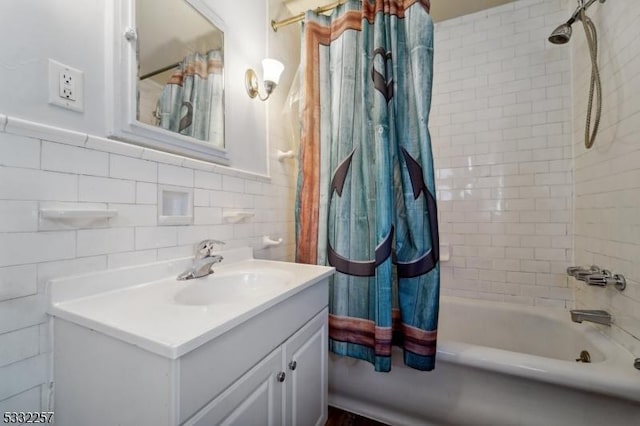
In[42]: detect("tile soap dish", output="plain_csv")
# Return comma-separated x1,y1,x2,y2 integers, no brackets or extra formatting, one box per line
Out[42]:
159,185,193,225
223,210,255,223
40,208,118,220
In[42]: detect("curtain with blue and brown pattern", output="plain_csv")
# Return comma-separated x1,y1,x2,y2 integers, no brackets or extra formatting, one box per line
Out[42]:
295,0,440,372
156,49,224,147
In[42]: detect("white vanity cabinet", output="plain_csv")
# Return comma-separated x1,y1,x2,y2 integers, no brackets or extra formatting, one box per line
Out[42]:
188,308,328,426
50,251,333,426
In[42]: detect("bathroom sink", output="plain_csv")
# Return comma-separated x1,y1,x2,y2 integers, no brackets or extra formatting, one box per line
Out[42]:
48,247,334,358
173,269,294,306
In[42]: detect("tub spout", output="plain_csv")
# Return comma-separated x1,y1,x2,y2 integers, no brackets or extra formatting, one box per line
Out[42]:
570,309,612,326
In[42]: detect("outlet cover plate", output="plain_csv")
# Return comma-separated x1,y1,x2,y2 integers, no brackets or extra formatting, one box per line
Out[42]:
48,59,84,112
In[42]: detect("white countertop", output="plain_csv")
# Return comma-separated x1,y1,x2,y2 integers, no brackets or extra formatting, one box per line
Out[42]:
48,248,334,359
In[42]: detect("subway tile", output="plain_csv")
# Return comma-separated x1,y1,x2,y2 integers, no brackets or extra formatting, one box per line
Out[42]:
157,245,192,261
245,180,263,195
0,133,40,169
0,265,37,302
0,386,41,413
176,224,234,247
135,226,177,250
0,295,46,335
37,256,107,289
193,207,223,225
0,354,47,401
535,248,567,261
194,189,210,207
194,171,222,190
0,201,38,233
79,176,135,203
535,223,567,235
0,326,39,368
158,164,193,187
77,228,134,257
0,232,76,268
222,176,245,193
108,204,157,227
41,142,108,176
0,168,77,201
136,182,158,205
505,248,534,260
110,155,158,182
107,250,157,269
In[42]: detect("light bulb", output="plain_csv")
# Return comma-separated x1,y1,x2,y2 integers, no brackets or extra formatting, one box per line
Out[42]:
262,58,284,85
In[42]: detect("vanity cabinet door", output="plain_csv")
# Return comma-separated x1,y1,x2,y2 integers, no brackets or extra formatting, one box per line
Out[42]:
283,308,329,426
186,347,284,426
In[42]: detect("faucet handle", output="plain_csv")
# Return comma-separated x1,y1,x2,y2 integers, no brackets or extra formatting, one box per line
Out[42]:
195,239,225,259
586,272,626,291
585,273,609,287
567,265,600,278
575,266,601,281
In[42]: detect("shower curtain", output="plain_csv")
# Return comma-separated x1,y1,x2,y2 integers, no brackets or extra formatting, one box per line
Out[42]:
295,0,440,372
157,49,224,147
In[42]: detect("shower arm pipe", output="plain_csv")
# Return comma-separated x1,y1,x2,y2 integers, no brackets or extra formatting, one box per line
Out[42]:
566,0,605,25
271,0,346,32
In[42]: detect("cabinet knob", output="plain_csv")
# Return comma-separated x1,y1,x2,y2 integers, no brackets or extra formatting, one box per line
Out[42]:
124,27,138,42
288,361,297,371
276,371,286,383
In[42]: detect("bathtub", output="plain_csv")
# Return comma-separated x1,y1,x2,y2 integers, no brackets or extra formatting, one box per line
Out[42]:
328,296,640,425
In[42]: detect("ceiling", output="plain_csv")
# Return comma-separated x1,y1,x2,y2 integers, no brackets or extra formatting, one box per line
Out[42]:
283,0,517,22
430,0,516,22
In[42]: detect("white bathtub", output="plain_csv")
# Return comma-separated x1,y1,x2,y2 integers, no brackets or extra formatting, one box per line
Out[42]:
328,296,640,425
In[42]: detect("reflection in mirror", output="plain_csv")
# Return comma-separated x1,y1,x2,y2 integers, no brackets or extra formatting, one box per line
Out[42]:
136,0,224,148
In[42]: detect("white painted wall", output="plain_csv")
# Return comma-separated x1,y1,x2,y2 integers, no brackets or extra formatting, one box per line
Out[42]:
571,0,640,357
0,0,302,412
0,0,269,174
431,0,574,307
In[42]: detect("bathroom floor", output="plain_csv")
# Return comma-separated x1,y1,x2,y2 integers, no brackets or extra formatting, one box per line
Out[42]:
326,406,389,426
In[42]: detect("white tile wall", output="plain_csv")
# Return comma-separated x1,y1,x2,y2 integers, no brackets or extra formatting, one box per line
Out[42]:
571,0,640,356
0,265,37,302
0,116,298,407
41,142,109,176
0,326,39,368
431,0,573,307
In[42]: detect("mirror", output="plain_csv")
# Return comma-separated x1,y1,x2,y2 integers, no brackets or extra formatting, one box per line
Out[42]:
136,0,224,148
109,0,229,165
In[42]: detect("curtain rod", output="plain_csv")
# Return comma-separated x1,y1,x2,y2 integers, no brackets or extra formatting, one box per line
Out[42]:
140,62,181,81
271,0,346,32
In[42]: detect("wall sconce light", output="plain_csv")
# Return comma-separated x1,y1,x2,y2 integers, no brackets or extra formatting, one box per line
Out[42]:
245,58,285,101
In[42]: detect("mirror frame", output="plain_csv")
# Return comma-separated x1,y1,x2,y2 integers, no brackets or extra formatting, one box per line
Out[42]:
107,0,229,165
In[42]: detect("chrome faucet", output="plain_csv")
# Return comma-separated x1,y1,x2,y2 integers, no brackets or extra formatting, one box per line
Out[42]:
570,309,612,326
567,265,600,282
585,271,627,291
177,239,225,281
567,265,627,291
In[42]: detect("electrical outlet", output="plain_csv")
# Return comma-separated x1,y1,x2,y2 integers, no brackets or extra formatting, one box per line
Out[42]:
59,70,76,101
48,59,84,112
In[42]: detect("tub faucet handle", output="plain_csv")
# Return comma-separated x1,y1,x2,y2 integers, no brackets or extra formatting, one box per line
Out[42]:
574,265,601,281
586,272,626,291
567,265,600,278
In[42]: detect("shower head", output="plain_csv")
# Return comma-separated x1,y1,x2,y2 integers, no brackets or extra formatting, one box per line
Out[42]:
548,0,605,45
548,22,573,44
